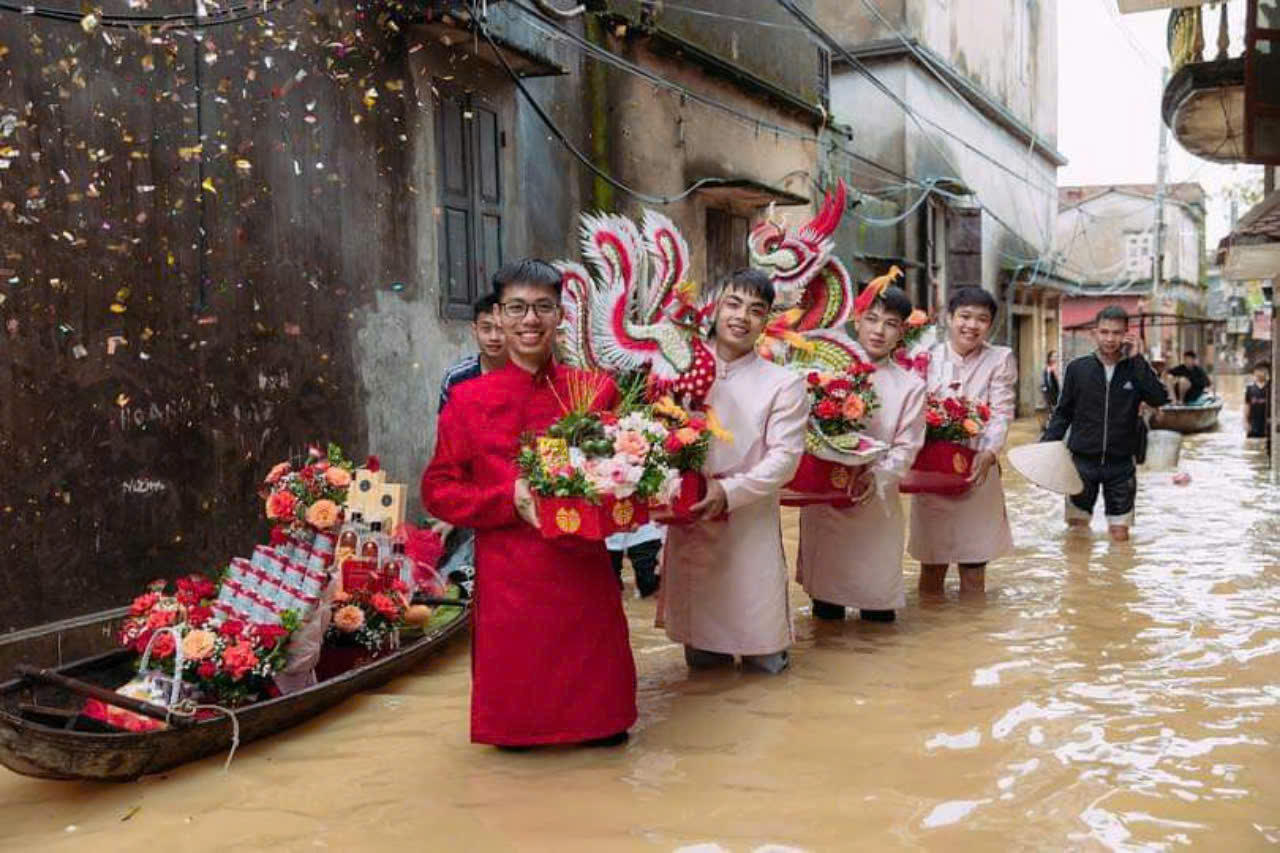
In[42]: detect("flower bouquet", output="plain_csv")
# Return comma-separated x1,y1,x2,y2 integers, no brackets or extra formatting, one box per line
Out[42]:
648,395,720,524
517,372,680,540
260,442,355,534
318,575,410,678
88,575,300,730
782,354,889,507
900,392,992,496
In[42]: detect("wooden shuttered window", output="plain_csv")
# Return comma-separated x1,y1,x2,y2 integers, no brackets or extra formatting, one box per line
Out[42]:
946,206,983,291
706,208,750,293
437,89,504,319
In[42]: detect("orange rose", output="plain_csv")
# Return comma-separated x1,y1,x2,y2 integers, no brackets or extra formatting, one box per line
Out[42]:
265,490,297,520
305,499,341,529
675,427,699,446
333,605,365,633
842,395,866,421
181,629,216,661
324,467,352,489
962,418,981,436
907,309,928,327
265,461,291,484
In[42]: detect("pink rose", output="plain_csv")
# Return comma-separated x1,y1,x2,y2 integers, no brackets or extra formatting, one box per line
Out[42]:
333,605,365,633
614,430,650,462
324,467,352,489
305,499,341,530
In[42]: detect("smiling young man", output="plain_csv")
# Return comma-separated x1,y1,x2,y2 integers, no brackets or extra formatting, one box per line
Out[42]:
658,268,808,674
908,287,1016,598
796,281,926,623
421,259,637,748
1042,305,1168,542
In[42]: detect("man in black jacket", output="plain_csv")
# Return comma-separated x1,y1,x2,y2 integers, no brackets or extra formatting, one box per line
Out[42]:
1042,306,1169,541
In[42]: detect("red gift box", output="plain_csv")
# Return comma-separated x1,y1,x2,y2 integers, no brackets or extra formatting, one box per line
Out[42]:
899,440,975,496
782,453,867,507
536,495,650,540
651,471,706,525
341,558,378,593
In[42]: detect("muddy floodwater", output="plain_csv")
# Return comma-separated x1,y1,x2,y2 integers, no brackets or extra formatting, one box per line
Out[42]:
4,385,1279,851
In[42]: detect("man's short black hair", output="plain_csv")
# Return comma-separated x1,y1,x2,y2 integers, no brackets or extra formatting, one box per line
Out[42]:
1095,305,1129,326
867,285,913,321
472,293,500,321
947,286,999,318
720,267,777,307
491,258,562,302
1255,360,1271,372
1183,350,1198,359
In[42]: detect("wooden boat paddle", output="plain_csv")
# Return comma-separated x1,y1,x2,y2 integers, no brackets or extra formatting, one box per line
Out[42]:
14,664,195,729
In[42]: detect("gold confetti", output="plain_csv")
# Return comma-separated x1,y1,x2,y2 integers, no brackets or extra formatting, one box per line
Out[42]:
201,177,217,195
80,13,98,33
116,393,131,407
141,55,154,72
109,303,127,314
234,159,251,173
178,144,203,161
115,287,130,302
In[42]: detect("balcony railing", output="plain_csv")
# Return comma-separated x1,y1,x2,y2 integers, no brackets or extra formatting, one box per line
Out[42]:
1169,2,1247,72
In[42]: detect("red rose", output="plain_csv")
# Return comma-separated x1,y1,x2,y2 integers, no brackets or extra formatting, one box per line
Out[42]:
146,609,177,630
825,378,853,396
197,660,217,679
977,403,991,420
219,619,245,638
925,410,944,428
187,605,213,627
366,455,381,473
222,642,259,681
132,628,154,654
301,465,317,480
129,592,159,616
599,411,618,426
254,624,290,648
664,432,685,453
815,398,842,420
150,632,176,658
806,371,821,386
269,525,288,546
371,593,400,619
943,398,966,418
687,416,706,432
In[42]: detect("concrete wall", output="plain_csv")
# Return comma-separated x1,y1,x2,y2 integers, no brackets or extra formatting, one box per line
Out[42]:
817,0,1058,144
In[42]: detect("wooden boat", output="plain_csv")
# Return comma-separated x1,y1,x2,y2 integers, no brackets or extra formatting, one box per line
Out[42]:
0,601,469,782
1153,396,1223,433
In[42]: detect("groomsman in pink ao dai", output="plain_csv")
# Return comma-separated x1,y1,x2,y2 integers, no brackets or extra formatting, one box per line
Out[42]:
797,283,925,623
659,269,809,673
909,287,1016,597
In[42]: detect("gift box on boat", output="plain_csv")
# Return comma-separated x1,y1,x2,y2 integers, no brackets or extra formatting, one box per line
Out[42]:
899,440,975,496
536,495,649,540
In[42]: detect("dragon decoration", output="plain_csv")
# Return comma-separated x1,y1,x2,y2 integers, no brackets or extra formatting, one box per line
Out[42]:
554,178,922,409
555,210,717,405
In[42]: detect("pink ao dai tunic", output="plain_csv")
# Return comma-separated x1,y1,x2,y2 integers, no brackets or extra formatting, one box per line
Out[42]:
659,351,809,656
797,338,927,611
907,340,1017,565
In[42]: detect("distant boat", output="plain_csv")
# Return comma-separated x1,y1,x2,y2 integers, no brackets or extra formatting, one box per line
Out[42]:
0,599,469,782
1153,396,1223,433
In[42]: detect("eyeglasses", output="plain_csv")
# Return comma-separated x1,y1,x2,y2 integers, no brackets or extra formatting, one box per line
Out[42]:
500,300,559,319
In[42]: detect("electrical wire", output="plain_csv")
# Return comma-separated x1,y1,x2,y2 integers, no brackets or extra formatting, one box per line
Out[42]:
0,0,298,29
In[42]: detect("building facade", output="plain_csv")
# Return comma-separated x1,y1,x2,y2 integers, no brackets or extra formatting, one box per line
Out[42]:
816,0,1067,415
1055,184,1211,364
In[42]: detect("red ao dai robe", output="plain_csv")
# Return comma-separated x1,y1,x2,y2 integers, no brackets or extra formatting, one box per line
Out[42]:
421,361,637,746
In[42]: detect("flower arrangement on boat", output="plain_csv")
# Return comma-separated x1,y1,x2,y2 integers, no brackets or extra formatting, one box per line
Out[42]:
259,442,356,532
326,574,411,655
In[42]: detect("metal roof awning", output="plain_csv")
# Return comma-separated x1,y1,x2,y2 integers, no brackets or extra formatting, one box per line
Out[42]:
416,6,567,78
1219,191,1280,280
694,179,810,208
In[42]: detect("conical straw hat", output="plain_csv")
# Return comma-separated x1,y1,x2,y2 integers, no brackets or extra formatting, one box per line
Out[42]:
1006,441,1083,495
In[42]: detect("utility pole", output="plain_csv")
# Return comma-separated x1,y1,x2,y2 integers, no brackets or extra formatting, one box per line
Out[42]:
1152,66,1171,359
